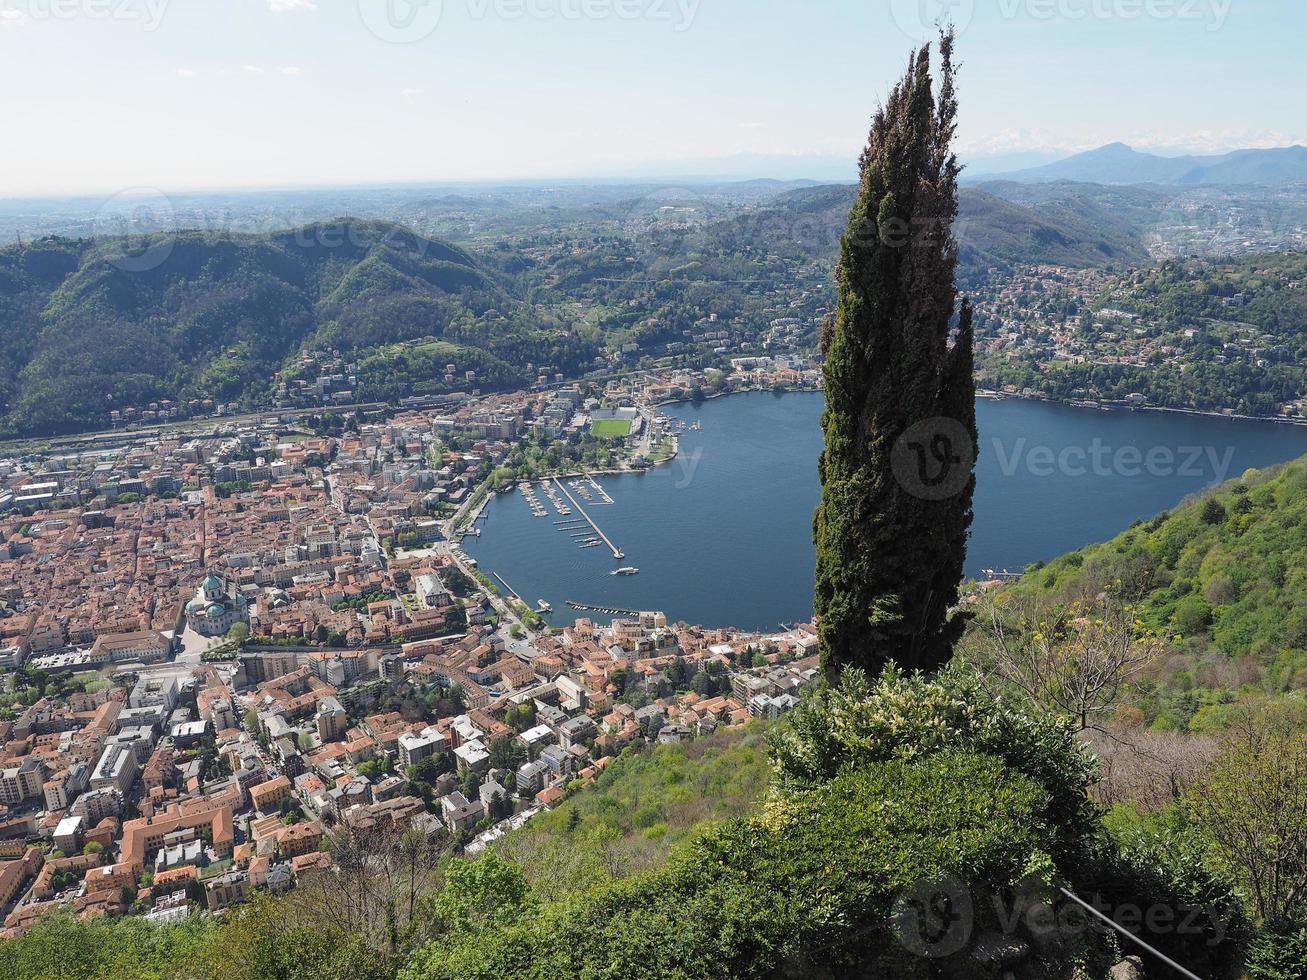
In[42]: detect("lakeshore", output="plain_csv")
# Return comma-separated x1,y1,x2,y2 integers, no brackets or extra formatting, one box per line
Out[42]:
463,390,1307,630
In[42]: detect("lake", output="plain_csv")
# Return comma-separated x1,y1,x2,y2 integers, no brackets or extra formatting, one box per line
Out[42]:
463,392,1307,630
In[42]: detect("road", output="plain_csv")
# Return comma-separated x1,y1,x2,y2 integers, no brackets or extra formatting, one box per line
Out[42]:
430,540,536,651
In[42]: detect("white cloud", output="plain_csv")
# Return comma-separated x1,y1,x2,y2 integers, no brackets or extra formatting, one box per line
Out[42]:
738,122,765,131
0,9,29,28
400,87,424,99
243,65,264,74
176,68,199,78
280,66,304,76
268,0,317,11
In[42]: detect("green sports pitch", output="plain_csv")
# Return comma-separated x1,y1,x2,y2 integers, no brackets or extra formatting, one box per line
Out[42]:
590,418,633,438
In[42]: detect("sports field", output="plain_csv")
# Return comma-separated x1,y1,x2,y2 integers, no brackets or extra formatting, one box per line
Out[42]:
590,418,633,438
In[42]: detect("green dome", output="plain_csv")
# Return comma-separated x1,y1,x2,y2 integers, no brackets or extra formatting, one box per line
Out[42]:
202,573,223,592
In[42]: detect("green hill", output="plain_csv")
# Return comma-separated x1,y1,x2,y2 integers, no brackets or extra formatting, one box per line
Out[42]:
725,183,1152,286
1006,453,1307,728
0,220,591,437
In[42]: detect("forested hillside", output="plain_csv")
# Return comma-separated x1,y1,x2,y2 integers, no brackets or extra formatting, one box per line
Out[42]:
705,183,1154,285
0,221,596,437
1001,454,1307,731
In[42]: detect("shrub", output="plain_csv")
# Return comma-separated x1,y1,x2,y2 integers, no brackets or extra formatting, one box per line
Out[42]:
767,665,1100,865
1245,925,1307,980
405,750,1100,979
1085,818,1248,979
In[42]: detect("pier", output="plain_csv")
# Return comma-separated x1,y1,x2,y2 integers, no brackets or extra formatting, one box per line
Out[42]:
566,600,641,616
586,475,614,504
553,478,624,559
491,572,523,603
981,568,1023,581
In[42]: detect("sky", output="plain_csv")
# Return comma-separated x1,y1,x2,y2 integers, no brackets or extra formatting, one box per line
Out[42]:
2,0,1305,195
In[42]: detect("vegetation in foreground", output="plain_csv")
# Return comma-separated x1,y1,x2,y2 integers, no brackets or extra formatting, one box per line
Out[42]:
2,667,1256,980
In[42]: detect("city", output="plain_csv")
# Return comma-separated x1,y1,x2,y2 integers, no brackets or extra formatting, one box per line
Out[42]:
0,361,823,931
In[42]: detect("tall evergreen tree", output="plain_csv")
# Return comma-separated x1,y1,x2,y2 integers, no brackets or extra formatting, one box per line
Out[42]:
814,29,976,682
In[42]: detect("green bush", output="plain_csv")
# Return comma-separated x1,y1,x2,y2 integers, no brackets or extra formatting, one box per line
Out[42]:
0,911,216,980
1085,818,1248,979
1245,925,1307,980
768,665,1100,865
405,749,1095,979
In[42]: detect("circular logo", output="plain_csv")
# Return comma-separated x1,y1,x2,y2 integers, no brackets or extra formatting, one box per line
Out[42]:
92,187,177,273
890,875,974,958
889,0,976,42
358,0,443,43
891,417,975,501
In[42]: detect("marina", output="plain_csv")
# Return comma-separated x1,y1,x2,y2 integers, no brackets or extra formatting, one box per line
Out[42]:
566,599,641,616
518,481,548,518
540,481,573,516
465,392,1307,630
552,476,625,559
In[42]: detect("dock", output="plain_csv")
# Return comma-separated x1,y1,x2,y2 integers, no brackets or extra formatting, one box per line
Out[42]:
566,600,641,616
491,572,523,603
553,478,624,559
981,568,1023,581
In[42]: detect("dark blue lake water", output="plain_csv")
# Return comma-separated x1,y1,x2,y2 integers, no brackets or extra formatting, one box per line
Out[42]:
464,392,1307,630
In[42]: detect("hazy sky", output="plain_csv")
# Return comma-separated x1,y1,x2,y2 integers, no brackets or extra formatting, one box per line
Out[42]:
3,0,1304,194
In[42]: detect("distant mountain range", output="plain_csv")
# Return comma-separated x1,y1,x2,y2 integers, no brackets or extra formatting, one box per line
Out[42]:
975,142,1307,187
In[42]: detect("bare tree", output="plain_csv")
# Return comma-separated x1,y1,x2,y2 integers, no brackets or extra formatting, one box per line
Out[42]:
1188,701,1307,926
969,591,1162,734
293,814,450,954
1087,729,1217,811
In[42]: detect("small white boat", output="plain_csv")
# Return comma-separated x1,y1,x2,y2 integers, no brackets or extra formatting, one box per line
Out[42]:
610,567,639,576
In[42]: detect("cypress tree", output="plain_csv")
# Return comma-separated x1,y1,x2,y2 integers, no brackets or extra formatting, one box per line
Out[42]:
814,29,977,682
